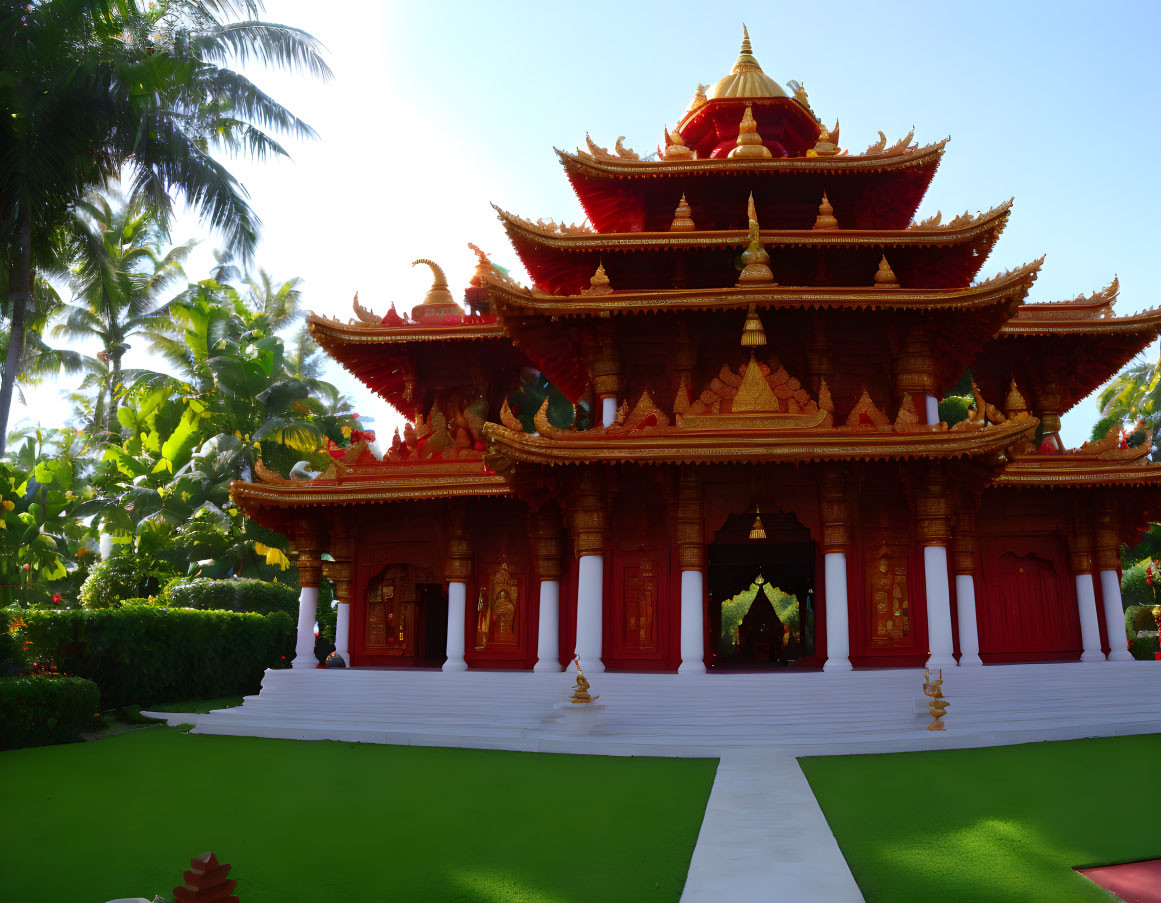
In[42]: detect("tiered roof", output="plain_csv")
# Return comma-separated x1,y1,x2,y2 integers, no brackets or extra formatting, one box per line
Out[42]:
231,29,1161,519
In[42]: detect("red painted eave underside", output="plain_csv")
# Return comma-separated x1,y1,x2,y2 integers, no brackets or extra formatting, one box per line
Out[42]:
561,155,941,233
505,227,1004,296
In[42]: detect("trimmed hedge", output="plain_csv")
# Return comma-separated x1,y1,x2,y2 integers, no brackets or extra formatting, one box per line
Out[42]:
0,676,101,749
0,609,27,676
16,608,294,709
1122,560,1156,609
1130,635,1160,661
166,577,298,618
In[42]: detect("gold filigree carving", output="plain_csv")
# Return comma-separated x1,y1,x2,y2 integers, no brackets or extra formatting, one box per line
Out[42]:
476,559,519,651
533,397,576,438
352,291,380,325
843,389,891,432
679,355,823,429
584,133,614,160
737,194,775,285
818,378,836,428
623,388,670,431
614,136,639,160
740,303,767,346
662,126,694,162
499,398,524,433
819,469,849,552
808,119,841,157
864,130,888,155
874,255,900,288
893,394,921,433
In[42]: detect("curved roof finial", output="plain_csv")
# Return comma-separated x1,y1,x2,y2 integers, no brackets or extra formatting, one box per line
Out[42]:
412,258,455,307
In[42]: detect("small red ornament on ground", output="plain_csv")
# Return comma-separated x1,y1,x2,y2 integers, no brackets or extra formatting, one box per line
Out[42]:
172,851,238,903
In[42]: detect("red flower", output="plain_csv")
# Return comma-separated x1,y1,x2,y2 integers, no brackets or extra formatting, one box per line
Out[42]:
1148,561,1155,588
21,563,30,571
51,593,62,604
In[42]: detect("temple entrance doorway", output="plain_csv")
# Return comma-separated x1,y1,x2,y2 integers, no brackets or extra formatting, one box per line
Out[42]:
708,508,816,670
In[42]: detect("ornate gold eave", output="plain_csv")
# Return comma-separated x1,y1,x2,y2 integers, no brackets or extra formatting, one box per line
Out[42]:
484,258,1042,319
992,459,1161,488
998,306,1161,338
306,313,508,345
495,199,1011,252
556,140,947,178
482,418,1035,466
229,471,515,509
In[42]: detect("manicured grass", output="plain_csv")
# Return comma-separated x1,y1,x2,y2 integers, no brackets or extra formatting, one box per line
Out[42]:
0,727,717,903
800,734,1161,903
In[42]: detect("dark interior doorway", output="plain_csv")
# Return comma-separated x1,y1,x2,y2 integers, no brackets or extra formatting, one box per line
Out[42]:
708,508,816,670
418,583,448,667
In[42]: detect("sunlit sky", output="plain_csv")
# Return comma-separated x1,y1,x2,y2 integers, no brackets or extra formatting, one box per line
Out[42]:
15,0,1161,447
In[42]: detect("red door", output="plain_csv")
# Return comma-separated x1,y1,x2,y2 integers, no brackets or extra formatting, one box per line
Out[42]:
607,547,670,668
978,537,1081,662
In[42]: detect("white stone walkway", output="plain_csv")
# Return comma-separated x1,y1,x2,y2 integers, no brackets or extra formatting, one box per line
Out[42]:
681,750,863,903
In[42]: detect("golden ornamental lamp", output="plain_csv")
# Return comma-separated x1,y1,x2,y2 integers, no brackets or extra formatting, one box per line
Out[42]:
671,194,696,231
814,192,838,230
874,255,900,289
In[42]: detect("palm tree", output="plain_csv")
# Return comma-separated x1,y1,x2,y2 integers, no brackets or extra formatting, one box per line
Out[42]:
1095,354,1159,461
52,193,193,437
0,0,332,454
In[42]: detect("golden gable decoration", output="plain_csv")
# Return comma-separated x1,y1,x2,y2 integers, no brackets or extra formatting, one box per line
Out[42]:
678,356,825,429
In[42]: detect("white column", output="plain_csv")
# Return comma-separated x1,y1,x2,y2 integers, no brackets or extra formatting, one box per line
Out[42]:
822,551,852,672
1100,570,1134,661
333,601,351,666
600,396,617,428
574,554,605,672
292,585,319,669
1074,573,1106,662
678,569,706,674
954,574,982,666
443,581,468,671
924,545,956,668
533,579,562,672
925,394,940,426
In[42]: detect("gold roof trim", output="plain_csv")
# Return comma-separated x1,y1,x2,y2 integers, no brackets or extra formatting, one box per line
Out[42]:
495,201,1009,250
306,313,507,345
229,472,515,509
555,139,948,176
998,305,1161,337
483,260,1042,318
481,417,1036,466
992,460,1161,488
1013,277,1119,321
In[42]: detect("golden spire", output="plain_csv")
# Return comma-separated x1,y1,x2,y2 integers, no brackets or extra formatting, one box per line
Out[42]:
813,192,838,230
749,504,767,540
581,261,612,295
728,104,773,159
410,258,463,321
670,194,695,232
710,27,786,99
874,255,900,289
741,303,767,347
663,126,694,162
736,193,775,285
1005,378,1028,415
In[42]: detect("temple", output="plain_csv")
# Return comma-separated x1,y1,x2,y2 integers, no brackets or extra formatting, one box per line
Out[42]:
231,30,1161,678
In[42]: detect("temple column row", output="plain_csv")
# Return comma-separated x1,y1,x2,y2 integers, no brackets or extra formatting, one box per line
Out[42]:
532,509,563,673
292,518,322,670
1068,508,1106,663
442,508,472,672
820,470,852,672
1096,504,1134,662
951,505,982,666
676,470,707,675
917,469,956,669
572,471,607,672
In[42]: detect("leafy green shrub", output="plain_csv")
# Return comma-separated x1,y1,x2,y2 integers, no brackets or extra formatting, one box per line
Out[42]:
0,609,28,676
78,555,178,609
1121,560,1156,609
166,577,298,618
17,608,294,708
1130,635,1160,661
0,676,100,749
1125,605,1157,636
938,395,972,427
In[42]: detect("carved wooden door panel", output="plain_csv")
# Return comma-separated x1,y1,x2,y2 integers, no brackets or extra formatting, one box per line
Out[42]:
610,548,667,661
470,558,527,661
979,539,1080,661
364,564,419,657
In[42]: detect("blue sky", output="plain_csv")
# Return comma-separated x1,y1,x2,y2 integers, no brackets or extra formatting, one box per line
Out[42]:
16,0,1161,446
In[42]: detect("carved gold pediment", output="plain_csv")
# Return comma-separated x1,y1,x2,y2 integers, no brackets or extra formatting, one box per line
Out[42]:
677,355,824,430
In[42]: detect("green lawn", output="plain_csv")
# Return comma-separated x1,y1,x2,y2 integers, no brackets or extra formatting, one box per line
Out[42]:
0,727,717,903
800,734,1161,902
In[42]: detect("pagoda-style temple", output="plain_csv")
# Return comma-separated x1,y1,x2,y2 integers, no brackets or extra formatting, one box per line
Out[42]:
231,30,1161,678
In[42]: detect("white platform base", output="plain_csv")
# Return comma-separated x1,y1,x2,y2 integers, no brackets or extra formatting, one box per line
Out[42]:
170,660,1161,758
550,701,606,734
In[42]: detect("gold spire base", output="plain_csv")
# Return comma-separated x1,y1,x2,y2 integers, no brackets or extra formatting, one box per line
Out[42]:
729,143,773,160
740,304,767,347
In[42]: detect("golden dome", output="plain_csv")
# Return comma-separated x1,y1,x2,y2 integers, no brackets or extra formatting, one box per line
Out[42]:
708,26,787,100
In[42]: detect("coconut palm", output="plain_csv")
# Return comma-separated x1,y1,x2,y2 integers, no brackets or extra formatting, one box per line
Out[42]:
0,0,332,454
52,193,194,437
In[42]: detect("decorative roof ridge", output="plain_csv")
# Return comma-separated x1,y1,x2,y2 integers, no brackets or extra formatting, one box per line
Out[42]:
908,198,1014,231
491,202,595,236
483,261,1042,315
481,414,1036,466
998,304,1161,334
229,471,515,508
971,256,1045,291
554,138,949,171
1015,276,1125,319
306,310,507,343
498,208,1010,248
992,457,1161,487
